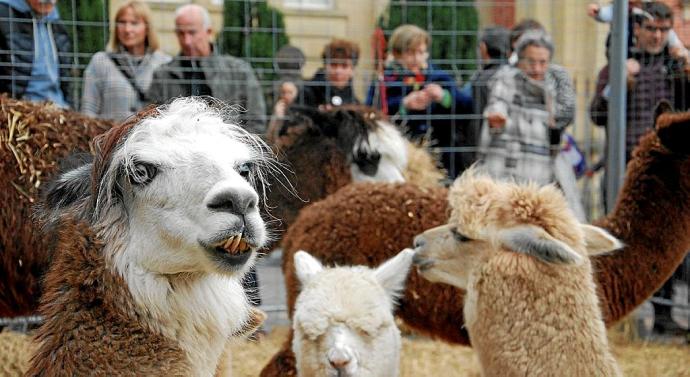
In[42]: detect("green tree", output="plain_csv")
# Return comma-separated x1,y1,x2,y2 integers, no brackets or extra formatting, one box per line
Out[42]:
220,0,289,87
378,0,479,81
57,0,108,105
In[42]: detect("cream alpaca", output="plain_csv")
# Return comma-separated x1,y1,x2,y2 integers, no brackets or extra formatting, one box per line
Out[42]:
292,249,414,377
27,98,275,376
413,171,622,377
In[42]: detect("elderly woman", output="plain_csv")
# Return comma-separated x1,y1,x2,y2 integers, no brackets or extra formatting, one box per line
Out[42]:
480,29,584,219
81,1,170,121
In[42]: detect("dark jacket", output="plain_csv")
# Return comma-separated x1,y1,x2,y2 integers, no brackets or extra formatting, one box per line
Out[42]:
301,69,359,107
148,50,267,134
0,1,72,105
590,46,688,159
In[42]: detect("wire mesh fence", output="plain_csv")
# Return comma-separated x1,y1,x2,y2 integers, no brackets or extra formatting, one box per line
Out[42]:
0,0,688,339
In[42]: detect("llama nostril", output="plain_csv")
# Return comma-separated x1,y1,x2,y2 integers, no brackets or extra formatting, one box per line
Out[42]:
329,357,350,370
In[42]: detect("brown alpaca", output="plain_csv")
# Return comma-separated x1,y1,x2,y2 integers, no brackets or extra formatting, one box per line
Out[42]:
264,105,443,248
27,98,272,376
260,109,690,376
0,96,113,317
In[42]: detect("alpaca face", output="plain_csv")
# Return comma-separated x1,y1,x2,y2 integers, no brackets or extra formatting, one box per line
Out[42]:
292,250,413,377
350,120,407,183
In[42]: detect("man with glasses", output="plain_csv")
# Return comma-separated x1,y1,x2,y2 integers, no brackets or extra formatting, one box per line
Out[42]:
590,1,689,161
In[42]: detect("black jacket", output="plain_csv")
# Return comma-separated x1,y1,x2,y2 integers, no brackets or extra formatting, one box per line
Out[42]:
0,2,72,104
302,69,359,107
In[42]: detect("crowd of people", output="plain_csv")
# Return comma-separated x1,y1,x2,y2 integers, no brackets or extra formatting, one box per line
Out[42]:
1,0,688,335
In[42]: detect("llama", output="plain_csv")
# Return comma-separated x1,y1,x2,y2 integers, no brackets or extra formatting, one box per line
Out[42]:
264,105,443,245
413,171,622,376
292,249,413,377
260,106,690,376
26,98,275,376
0,95,113,317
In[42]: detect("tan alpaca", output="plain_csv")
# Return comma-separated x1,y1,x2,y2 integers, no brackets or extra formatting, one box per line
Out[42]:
413,171,622,377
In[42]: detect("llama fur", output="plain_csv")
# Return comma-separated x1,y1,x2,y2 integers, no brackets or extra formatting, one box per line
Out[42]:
0,95,113,317
292,249,413,377
26,98,274,376
413,171,622,376
260,107,690,376
264,105,443,246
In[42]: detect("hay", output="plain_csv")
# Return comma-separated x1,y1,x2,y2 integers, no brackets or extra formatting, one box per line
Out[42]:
1,326,687,376
0,96,114,316
228,326,689,377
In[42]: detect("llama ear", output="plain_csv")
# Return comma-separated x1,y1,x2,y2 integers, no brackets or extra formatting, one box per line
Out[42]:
374,248,415,300
44,161,93,211
498,225,583,265
580,224,624,256
294,250,324,284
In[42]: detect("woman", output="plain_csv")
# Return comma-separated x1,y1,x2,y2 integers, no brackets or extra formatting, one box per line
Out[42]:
81,1,170,121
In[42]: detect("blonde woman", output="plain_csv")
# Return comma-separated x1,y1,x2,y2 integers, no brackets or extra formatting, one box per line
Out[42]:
81,1,171,121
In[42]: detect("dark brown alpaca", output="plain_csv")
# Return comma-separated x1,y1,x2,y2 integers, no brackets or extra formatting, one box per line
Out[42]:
260,110,690,376
0,96,113,317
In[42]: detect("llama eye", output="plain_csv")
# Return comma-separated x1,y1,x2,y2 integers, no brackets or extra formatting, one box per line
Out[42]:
451,227,471,243
237,162,252,180
129,162,157,186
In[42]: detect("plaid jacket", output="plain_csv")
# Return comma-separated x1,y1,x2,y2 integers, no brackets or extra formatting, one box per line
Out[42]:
479,65,556,185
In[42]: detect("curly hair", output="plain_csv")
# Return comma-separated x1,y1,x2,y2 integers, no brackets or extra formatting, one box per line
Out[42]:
322,39,360,66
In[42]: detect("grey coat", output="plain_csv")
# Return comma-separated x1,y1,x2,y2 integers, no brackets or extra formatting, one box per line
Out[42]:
148,53,267,133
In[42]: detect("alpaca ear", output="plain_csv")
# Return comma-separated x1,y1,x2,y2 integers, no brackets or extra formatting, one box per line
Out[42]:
374,248,415,300
498,225,583,265
580,224,624,256
294,250,324,285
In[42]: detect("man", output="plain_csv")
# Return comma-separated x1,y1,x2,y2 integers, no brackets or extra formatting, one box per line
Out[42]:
148,4,266,133
0,0,72,107
465,26,510,171
590,1,689,160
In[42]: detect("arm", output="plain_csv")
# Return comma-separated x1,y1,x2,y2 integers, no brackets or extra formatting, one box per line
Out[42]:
80,55,102,117
548,65,576,129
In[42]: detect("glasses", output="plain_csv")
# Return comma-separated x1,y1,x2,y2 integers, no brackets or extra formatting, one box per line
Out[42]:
643,25,672,33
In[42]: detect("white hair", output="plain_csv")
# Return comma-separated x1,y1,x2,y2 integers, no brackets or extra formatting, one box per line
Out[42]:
175,3,212,30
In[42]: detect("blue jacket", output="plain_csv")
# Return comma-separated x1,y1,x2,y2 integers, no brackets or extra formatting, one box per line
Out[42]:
366,61,471,143
0,0,72,107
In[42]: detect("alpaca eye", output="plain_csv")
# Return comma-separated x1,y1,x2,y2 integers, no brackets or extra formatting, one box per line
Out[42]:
451,228,471,243
237,162,252,180
129,162,157,186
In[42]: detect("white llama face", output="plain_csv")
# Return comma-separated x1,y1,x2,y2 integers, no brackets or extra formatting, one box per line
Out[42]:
350,120,407,183
100,100,271,276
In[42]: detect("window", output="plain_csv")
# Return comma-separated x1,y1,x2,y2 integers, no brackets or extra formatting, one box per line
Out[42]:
284,0,334,10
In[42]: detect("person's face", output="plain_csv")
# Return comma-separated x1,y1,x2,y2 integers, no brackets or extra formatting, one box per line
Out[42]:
116,7,147,53
635,18,673,55
517,45,550,81
325,59,354,89
27,0,56,16
175,9,212,57
399,42,429,72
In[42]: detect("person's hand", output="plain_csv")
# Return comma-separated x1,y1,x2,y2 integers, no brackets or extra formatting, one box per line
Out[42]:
424,83,445,102
587,3,600,18
403,90,431,111
626,58,640,87
279,81,298,104
486,112,507,130
273,99,288,118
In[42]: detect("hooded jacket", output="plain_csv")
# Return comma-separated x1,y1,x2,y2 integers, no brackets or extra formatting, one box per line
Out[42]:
0,0,72,107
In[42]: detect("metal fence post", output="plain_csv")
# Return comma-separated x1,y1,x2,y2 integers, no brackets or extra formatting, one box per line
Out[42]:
606,0,628,212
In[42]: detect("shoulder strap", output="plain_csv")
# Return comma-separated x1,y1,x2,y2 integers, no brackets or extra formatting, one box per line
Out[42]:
107,53,148,102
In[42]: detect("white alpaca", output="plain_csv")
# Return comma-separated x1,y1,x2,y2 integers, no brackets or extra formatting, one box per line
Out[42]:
413,171,622,377
292,249,414,377
28,98,275,376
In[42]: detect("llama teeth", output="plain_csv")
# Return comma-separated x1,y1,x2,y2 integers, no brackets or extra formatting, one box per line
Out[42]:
230,235,241,253
223,237,235,253
238,239,247,252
